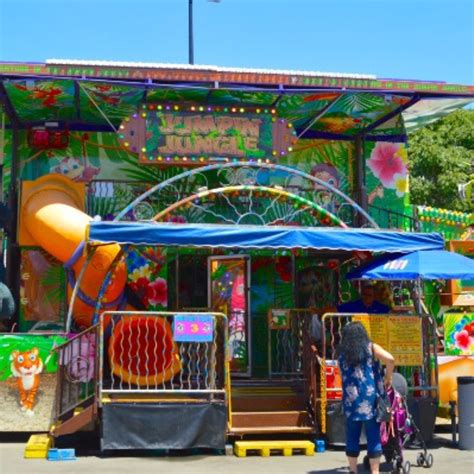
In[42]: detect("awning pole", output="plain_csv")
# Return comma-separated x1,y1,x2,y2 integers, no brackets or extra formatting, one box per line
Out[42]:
354,136,368,227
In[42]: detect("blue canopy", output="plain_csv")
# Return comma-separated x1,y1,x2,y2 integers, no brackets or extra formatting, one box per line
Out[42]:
347,249,474,280
87,222,444,253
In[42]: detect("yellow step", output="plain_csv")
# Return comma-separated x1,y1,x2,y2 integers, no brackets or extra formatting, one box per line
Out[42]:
24,434,53,459
234,440,314,457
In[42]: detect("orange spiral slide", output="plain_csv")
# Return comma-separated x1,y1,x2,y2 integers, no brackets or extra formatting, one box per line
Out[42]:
20,175,180,386
20,174,128,328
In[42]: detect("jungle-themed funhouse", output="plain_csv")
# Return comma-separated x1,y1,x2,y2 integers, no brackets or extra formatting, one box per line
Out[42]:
0,60,473,451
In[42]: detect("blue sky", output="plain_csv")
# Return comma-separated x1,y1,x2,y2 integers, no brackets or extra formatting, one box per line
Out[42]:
0,0,472,84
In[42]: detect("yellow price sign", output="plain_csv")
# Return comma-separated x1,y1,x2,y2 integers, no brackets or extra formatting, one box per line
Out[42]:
353,314,422,366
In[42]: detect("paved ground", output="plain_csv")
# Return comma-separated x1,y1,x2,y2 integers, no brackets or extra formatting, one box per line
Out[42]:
0,430,472,474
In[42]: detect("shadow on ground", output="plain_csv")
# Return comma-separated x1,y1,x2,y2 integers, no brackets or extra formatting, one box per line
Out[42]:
307,461,395,473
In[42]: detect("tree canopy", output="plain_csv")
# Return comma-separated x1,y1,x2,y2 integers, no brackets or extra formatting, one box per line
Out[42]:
407,109,474,212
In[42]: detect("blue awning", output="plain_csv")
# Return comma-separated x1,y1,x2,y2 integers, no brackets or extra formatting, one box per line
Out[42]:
87,222,444,253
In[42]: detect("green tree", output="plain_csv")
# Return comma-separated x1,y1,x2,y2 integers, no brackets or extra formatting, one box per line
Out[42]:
408,109,474,212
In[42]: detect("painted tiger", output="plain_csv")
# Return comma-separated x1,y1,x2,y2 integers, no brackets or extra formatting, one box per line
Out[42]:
10,348,44,416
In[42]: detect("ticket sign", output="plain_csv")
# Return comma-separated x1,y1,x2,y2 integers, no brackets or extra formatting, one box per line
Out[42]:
352,314,423,366
173,314,214,343
269,309,291,330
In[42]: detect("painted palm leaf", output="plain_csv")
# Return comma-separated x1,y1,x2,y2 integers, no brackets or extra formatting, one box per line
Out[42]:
146,88,209,103
208,89,276,106
42,263,65,305
79,83,143,123
335,93,386,114
97,132,131,163
87,195,119,218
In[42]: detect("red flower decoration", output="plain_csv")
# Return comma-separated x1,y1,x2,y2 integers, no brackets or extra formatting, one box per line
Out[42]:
455,330,471,350
251,258,272,272
148,278,168,306
464,322,474,337
141,247,165,268
130,277,152,306
129,277,168,307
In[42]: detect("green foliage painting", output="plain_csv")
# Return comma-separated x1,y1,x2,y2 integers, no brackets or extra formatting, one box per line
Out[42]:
3,80,76,122
0,334,66,381
251,257,293,317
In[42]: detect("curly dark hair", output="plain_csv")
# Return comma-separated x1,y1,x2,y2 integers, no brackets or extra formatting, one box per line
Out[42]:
338,322,371,367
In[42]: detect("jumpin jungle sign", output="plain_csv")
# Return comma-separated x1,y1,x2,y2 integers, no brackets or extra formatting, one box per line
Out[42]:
118,104,293,166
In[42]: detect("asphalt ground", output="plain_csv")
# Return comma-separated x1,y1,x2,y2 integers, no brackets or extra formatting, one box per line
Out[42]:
0,426,473,474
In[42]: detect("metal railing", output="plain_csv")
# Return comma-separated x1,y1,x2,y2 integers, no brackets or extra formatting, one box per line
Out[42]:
55,325,99,419
267,309,312,379
369,204,418,231
318,312,438,434
98,311,229,400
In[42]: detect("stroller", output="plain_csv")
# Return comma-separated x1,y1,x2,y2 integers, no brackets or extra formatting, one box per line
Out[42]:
364,374,433,474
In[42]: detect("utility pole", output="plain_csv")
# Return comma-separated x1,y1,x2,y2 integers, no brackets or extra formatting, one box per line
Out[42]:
188,0,221,65
188,0,194,65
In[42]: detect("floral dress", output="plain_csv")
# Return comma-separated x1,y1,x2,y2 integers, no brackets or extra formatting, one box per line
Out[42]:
338,344,384,421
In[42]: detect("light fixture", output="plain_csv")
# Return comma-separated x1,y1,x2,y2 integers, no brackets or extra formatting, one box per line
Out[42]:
28,126,69,149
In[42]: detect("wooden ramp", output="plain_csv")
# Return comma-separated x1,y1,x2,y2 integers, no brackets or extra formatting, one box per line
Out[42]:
51,404,96,438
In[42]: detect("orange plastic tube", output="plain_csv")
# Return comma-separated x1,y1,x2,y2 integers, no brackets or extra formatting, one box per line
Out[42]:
21,175,127,328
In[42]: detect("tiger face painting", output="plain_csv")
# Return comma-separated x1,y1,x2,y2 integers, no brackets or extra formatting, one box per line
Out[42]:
10,348,44,416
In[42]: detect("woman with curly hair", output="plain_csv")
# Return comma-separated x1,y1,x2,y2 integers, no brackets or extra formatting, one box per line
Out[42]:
338,322,395,474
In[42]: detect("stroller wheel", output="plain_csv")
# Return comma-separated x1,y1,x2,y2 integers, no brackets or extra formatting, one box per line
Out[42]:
424,453,433,468
363,455,370,470
417,453,425,466
392,459,401,474
402,460,411,474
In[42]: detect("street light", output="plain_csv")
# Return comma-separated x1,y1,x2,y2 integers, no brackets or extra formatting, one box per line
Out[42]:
189,0,221,65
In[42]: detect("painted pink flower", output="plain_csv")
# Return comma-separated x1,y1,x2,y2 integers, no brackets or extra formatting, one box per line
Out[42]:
367,143,407,188
455,330,471,350
148,278,168,307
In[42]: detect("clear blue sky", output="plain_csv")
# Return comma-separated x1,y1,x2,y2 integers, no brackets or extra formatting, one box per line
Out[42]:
0,0,472,84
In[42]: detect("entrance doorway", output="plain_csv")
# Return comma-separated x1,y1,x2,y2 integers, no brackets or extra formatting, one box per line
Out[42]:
208,256,251,376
